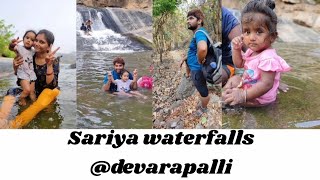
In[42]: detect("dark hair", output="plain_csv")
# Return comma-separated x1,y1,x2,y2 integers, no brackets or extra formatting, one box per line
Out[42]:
187,9,205,26
37,29,55,45
120,69,129,77
241,0,277,37
23,30,37,39
113,57,125,66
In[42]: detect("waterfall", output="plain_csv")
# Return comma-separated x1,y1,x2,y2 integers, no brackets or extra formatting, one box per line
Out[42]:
76,5,152,52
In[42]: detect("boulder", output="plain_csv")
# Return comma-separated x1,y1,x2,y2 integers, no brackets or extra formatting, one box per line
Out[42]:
293,11,318,28
77,0,151,9
282,0,301,4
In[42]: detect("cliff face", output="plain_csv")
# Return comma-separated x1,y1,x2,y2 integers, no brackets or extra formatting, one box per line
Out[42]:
222,0,320,32
77,0,151,9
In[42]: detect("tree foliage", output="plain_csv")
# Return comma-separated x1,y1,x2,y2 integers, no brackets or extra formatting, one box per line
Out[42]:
153,0,181,62
153,0,221,63
0,19,15,58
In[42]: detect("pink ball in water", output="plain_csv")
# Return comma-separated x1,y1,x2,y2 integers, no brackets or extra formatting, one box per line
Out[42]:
137,76,153,89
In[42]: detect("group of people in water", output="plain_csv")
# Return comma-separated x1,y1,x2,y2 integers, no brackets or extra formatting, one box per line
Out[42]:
80,19,93,35
102,57,148,99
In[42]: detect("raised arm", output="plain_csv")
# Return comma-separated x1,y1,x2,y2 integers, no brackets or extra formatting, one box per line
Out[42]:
130,69,138,90
108,71,116,84
8,38,22,52
231,35,245,68
45,47,60,87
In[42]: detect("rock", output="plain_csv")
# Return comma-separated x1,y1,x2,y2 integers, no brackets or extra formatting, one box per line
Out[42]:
282,0,301,4
69,63,76,69
77,0,151,9
305,0,316,5
313,16,320,31
293,12,318,28
175,76,195,100
196,123,204,129
160,121,166,128
170,121,178,128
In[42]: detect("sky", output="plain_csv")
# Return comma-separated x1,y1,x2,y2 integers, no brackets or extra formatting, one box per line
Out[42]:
0,0,76,53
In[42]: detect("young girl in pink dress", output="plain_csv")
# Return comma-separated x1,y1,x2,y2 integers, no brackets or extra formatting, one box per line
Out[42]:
223,0,291,106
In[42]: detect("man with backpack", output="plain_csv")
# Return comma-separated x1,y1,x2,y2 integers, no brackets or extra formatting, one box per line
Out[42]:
180,9,211,116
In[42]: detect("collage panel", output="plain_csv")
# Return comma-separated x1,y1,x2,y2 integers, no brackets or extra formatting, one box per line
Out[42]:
152,0,222,129
222,0,320,129
1,0,318,129
0,0,76,128
76,0,153,128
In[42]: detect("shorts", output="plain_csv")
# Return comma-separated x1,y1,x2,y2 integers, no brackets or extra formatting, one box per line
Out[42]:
191,70,208,97
17,78,36,86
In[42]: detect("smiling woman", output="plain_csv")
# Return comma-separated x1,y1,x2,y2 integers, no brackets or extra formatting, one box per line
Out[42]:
0,0,76,129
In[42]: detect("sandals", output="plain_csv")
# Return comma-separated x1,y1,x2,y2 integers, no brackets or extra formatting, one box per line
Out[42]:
192,104,208,118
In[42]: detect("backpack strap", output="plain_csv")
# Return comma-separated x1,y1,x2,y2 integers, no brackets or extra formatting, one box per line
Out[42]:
194,29,221,48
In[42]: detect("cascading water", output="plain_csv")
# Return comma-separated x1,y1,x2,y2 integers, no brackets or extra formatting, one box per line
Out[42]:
76,5,152,52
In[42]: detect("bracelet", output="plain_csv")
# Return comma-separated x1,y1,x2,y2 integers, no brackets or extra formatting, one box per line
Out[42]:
46,71,54,76
243,89,247,103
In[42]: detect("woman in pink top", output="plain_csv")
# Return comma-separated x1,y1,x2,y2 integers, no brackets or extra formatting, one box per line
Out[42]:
222,0,291,107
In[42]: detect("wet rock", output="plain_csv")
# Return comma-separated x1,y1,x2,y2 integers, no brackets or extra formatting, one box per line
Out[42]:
69,63,76,69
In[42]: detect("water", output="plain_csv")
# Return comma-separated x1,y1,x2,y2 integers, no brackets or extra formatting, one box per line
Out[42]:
77,51,153,129
77,30,147,52
0,59,76,129
76,5,152,52
223,42,320,129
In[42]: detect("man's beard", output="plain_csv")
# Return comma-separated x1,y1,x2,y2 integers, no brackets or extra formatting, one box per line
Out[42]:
188,24,197,30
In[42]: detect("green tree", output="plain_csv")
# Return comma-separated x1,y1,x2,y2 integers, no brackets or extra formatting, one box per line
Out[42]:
153,0,221,63
0,19,15,58
153,0,181,62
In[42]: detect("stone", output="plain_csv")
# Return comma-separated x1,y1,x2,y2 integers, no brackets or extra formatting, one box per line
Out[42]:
293,12,318,28
313,16,320,31
175,76,195,100
195,123,204,129
282,0,301,4
77,0,151,9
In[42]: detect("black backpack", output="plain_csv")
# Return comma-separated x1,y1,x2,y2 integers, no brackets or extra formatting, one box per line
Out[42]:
195,30,222,84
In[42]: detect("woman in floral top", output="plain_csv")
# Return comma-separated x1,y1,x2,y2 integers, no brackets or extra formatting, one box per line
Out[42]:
13,29,60,97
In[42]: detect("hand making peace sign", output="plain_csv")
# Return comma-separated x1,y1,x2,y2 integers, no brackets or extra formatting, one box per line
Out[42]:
45,47,60,66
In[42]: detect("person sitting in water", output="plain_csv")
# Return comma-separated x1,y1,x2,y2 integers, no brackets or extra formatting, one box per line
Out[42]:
85,19,93,32
13,29,60,98
222,0,291,107
102,57,138,92
108,70,146,98
0,29,61,128
80,23,87,33
9,30,37,106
